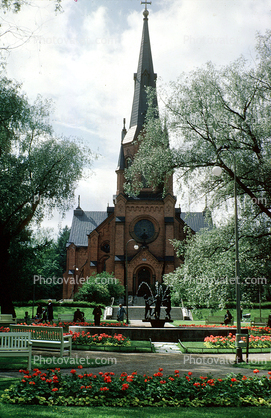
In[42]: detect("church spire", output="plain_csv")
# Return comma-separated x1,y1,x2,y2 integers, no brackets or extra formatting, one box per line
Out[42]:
123,3,157,144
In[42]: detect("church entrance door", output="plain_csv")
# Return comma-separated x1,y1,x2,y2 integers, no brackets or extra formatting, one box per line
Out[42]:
136,267,152,296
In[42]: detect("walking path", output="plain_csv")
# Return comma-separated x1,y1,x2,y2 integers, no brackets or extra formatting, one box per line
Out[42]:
0,350,269,380
0,320,269,380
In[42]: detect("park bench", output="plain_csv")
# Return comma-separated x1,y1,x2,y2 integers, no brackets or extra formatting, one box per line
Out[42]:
0,314,16,325
251,317,269,326
103,307,113,320
10,325,72,356
205,316,234,326
0,332,32,370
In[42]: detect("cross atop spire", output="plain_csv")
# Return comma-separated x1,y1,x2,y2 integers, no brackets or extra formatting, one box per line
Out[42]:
141,1,152,11
141,1,151,19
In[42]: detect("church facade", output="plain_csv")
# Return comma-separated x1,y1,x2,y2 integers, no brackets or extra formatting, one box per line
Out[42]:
63,7,209,299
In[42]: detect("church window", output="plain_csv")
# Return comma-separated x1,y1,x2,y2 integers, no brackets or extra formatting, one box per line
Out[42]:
100,241,110,253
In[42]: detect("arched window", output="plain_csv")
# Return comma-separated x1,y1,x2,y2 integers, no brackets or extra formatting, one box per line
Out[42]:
125,157,132,168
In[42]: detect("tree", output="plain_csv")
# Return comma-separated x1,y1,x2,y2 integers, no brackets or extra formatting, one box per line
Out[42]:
125,31,271,220
74,273,124,306
125,31,271,311
9,226,70,302
0,1,62,53
0,76,94,313
1,0,62,13
164,204,271,312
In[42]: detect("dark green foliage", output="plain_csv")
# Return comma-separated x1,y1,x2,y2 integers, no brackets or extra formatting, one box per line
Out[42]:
9,227,70,301
0,75,94,313
74,273,124,305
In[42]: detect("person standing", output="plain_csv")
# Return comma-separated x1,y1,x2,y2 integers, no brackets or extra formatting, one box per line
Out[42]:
36,303,43,319
93,305,102,326
224,309,233,325
47,299,54,324
117,304,126,323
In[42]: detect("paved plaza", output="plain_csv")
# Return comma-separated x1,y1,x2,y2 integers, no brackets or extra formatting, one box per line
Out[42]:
0,320,269,380
0,349,269,380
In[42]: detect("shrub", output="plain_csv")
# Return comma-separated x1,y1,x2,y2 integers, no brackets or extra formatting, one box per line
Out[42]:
74,273,124,305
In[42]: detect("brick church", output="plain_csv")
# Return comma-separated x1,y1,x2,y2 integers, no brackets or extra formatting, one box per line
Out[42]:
63,5,210,299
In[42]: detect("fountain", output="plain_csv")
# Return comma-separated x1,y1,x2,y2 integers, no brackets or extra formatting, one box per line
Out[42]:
137,282,173,327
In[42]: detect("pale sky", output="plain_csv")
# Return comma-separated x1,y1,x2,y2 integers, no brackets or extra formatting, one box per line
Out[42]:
3,0,271,235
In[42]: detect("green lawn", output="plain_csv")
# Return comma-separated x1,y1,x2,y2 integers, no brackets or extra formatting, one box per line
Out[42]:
233,360,271,371
0,404,270,417
14,305,97,322
173,308,270,325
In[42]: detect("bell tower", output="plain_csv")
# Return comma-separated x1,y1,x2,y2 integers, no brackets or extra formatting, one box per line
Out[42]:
113,2,177,295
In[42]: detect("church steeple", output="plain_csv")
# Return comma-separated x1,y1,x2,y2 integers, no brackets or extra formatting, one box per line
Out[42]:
123,4,157,144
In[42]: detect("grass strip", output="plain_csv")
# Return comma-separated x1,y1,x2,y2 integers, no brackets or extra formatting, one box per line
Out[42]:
233,360,271,371
0,404,270,418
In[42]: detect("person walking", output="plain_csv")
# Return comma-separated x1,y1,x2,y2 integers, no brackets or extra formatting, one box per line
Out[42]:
117,304,126,323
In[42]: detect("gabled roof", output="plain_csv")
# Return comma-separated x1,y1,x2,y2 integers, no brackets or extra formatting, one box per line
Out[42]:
67,210,108,247
123,9,157,144
67,207,212,249
180,211,212,232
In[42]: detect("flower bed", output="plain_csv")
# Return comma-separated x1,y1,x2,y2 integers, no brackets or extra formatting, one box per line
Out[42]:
70,332,131,347
0,327,10,332
15,321,127,328
178,323,271,335
2,367,271,407
204,333,271,349
179,324,235,328
59,321,128,328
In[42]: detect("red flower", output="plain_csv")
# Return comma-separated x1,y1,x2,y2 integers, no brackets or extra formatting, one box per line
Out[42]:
158,368,163,372
78,365,83,369
70,369,77,374
253,369,259,374
122,383,129,390
188,371,192,376
52,388,58,392
231,377,237,382
160,380,166,384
